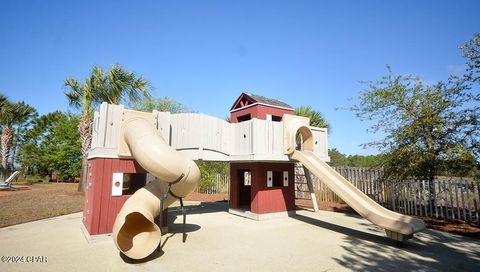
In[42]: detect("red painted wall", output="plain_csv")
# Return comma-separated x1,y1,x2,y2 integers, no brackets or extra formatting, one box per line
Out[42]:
229,101,296,215
230,104,294,123
83,158,167,235
230,162,295,214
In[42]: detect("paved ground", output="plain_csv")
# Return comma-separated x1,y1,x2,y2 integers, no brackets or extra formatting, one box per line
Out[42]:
0,201,479,272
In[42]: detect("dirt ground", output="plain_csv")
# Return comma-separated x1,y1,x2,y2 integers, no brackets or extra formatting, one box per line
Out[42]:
184,192,229,202
0,183,84,228
0,185,38,196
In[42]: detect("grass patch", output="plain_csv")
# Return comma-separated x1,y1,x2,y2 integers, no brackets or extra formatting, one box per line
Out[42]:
0,183,84,228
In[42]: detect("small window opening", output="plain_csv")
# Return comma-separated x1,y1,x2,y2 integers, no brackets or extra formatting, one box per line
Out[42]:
272,171,283,187
237,114,251,122
122,173,146,195
271,115,282,122
244,171,251,186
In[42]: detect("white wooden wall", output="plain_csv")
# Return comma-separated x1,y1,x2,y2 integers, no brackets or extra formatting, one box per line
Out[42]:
89,103,124,158
88,103,330,162
168,113,234,161
312,127,329,160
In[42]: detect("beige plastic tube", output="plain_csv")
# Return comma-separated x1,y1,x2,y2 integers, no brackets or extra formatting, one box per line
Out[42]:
112,117,200,259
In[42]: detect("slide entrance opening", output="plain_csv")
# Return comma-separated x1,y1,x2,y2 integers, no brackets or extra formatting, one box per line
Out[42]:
294,126,314,152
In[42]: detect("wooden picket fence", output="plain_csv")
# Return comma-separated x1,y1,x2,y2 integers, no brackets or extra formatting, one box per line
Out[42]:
194,174,230,195
294,164,480,225
386,178,480,224
295,165,385,203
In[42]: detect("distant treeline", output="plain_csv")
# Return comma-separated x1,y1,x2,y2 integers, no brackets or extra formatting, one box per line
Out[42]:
328,148,385,168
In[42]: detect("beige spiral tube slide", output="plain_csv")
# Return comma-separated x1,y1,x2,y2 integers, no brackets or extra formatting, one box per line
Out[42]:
283,114,425,242
112,117,200,259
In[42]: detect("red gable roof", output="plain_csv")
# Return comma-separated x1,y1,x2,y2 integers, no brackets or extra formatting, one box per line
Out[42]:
230,92,293,112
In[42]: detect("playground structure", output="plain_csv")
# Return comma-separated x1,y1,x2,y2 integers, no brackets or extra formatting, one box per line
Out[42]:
82,93,425,260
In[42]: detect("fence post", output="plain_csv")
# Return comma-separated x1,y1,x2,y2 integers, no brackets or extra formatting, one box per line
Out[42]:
448,180,455,220
454,181,461,220
434,180,438,218
412,180,418,215
460,179,466,221
390,180,396,212
420,180,425,217
466,180,472,222
474,181,480,224
433,181,438,218
407,180,413,214
438,180,445,219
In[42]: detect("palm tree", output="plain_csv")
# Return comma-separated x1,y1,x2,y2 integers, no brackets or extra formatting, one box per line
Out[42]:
0,100,37,170
64,64,151,191
295,105,330,129
64,77,96,159
0,95,7,108
94,65,150,105
65,64,150,158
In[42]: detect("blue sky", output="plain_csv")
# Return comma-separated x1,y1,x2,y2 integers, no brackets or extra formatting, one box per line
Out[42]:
1,1,478,155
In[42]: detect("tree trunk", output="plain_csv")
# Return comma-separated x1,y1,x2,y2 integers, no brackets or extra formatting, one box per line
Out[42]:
77,157,88,192
11,143,16,168
77,111,92,192
10,128,19,169
1,126,13,170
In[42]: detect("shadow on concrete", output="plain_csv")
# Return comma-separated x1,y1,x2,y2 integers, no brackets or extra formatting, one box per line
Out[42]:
168,201,229,217
167,202,225,243
168,222,202,234
291,213,398,246
119,249,164,264
334,226,480,271
119,222,202,264
292,212,480,271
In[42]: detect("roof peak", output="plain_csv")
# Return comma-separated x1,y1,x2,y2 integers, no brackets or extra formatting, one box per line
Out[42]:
230,92,294,111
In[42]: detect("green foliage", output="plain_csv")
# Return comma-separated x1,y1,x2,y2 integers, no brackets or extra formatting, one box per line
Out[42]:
0,98,37,170
328,148,349,166
17,112,82,181
352,63,479,180
0,94,7,109
461,33,480,82
18,112,62,175
295,106,330,129
349,34,480,180
47,113,82,180
65,64,151,112
0,100,37,128
64,64,152,189
129,96,188,113
328,148,385,167
196,161,229,192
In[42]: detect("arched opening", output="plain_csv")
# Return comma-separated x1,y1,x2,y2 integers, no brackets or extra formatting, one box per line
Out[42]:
117,212,160,254
294,126,314,152
295,131,302,151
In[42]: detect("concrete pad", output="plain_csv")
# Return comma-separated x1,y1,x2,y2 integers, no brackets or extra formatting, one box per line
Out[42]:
0,202,479,272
